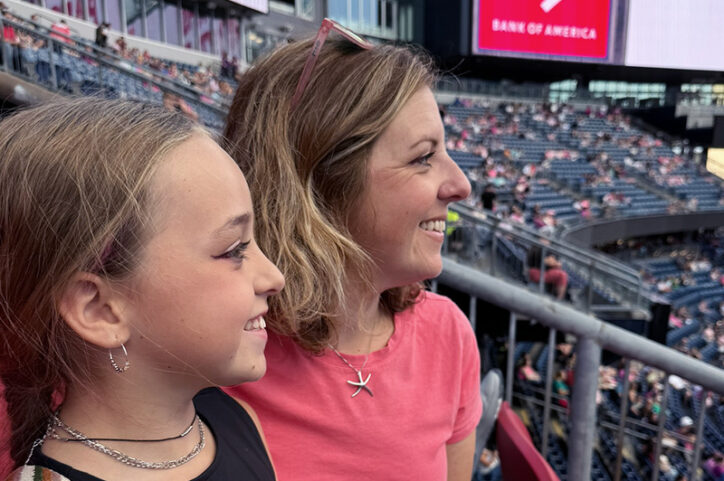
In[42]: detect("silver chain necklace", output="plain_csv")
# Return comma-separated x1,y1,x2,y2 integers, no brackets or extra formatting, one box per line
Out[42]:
328,344,374,398
46,413,206,470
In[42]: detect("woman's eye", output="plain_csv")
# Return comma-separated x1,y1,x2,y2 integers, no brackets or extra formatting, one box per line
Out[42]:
413,152,435,166
216,240,251,262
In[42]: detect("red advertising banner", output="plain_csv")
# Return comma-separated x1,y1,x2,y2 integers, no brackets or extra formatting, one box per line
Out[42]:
477,0,611,58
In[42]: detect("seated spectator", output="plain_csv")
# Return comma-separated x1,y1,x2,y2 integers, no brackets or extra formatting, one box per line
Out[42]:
474,449,502,481
114,35,127,55
527,245,568,299
509,205,525,224
703,453,724,480
94,21,109,48
517,354,542,383
553,370,570,407
49,18,71,54
162,91,199,122
481,183,496,211
659,455,678,481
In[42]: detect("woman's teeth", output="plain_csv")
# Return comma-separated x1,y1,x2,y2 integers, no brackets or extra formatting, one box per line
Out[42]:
419,220,445,233
244,316,266,331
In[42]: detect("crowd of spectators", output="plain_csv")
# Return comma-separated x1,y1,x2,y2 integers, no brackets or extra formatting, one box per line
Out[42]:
106,33,238,102
441,97,723,238
0,5,237,106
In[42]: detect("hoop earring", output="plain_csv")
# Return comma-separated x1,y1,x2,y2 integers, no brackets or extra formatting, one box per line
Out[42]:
109,344,130,373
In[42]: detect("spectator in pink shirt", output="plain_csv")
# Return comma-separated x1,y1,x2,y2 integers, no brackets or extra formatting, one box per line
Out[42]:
224,20,481,481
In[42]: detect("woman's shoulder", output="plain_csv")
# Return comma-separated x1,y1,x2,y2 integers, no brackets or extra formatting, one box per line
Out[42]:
402,291,474,344
406,291,468,322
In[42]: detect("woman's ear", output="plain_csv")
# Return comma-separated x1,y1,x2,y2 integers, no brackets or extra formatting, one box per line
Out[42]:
57,272,131,349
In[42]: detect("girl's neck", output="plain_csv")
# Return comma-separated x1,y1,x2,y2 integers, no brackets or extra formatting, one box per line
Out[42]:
40,374,216,481
58,366,204,443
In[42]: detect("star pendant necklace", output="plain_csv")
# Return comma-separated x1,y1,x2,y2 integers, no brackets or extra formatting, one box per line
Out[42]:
328,343,374,398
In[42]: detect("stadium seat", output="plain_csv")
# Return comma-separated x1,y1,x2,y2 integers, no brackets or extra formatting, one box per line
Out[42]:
0,382,12,480
496,401,561,481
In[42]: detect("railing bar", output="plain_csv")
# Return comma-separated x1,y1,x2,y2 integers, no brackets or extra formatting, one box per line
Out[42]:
505,312,516,404
450,205,641,280
540,327,556,458
689,388,708,481
439,259,724,394
614,359,632,481
650,375,670,481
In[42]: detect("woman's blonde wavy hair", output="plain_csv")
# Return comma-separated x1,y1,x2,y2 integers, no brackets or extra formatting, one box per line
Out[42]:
223,37,436,353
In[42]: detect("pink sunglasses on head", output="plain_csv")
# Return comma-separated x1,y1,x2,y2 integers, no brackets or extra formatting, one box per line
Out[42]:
290,18,374,110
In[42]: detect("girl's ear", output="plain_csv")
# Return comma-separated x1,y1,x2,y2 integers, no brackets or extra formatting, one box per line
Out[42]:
57,272,131,348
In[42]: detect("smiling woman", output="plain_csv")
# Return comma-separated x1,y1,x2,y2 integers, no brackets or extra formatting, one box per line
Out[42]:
0,98,284,481
223,19,481,481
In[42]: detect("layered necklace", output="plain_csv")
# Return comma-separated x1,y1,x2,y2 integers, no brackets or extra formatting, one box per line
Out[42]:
328,344,374,398
44,412,205,470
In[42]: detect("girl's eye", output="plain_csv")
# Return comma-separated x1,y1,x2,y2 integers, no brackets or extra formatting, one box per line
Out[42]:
413,152,435,166
215,240,251,262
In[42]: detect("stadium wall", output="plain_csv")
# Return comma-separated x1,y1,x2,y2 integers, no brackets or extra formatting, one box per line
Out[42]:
563,211,724,248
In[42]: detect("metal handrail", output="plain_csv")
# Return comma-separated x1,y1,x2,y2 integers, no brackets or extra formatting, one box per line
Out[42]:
437,258,724,481
448,203,646,311
453,203,641,281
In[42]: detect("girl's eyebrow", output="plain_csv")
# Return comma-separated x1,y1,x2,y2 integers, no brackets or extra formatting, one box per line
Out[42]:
212,213,251,237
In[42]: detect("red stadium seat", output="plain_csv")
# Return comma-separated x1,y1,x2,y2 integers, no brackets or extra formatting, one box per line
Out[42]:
0,382,12,479
496,401,560,481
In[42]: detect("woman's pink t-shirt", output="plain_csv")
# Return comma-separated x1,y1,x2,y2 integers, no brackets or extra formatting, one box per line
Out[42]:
225,291,482,481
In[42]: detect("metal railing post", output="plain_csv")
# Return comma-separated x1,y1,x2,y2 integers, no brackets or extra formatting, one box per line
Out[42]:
490,232,498,277
505,312,516,404
568,336,601,481
650,376,670,481
586,261,595,313
614,359,632,481
48,42,57,90
689,389,709,481
469,296,477,332
540,327,556,458
0,16,7,73
538,246,547,294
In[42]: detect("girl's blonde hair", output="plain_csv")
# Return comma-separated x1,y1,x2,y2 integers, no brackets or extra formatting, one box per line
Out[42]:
0,97,201,466
223,38,436,353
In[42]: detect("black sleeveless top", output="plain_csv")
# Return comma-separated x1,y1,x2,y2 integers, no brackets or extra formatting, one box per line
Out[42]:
28,387,276,480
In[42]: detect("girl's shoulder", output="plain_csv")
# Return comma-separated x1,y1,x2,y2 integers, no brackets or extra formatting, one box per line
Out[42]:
4,465,71,481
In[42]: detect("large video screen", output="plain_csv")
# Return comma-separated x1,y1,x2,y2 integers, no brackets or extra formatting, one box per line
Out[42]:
473,0,614,62
471,0,724,72
624,0,724,71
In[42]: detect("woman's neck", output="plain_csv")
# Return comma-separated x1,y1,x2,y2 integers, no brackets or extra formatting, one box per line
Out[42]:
332,281,394,355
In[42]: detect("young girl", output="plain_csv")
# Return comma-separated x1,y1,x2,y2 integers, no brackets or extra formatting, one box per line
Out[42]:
0,97,284,480
223,20,481,481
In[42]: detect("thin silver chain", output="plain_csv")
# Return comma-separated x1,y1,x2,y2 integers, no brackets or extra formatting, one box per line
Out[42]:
327,344,369,374
46,414,206,470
